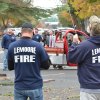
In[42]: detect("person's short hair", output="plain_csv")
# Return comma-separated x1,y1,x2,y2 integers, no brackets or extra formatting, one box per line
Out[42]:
21,22,33,33
22,22,33,29
21,28,33,33
89,15,100,36
35,28,38,31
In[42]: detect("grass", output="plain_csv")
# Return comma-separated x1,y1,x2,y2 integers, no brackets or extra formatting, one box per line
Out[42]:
0,82,14,86
3,92,13,97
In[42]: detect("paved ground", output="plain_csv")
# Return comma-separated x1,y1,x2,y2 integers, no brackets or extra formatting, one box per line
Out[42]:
0,69,80,100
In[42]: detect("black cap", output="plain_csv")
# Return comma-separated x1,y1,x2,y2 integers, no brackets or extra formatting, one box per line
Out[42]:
21,22,33,29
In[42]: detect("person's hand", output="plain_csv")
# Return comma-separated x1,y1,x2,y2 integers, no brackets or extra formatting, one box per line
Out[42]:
73,34,80,44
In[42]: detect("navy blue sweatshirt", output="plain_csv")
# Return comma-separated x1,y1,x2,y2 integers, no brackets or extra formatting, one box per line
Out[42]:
8,37,50,90
67,36,100,89
1,34,16,49
32,34,42,42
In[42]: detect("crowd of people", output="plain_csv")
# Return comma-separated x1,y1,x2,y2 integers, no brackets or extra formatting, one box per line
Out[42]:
1,27,63,70
1,15,100,100
33,28,63,47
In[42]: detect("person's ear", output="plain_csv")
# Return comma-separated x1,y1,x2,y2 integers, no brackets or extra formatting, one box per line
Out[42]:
88,24,93,36
87,24,91,34
89,24,92,31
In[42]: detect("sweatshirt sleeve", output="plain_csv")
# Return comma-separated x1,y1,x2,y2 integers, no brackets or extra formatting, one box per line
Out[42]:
1,36,5,48
39,44,50,69
8,45,14,70
67,43,88,64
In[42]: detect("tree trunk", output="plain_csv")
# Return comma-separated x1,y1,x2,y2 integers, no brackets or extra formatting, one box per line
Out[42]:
69,12,82,30
2,17,7,29
80,20,85,31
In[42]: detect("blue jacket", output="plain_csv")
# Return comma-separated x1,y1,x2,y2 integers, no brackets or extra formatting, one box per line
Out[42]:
1,34,16,49
8,37,50,90
67,36,100,89
32,34,42,42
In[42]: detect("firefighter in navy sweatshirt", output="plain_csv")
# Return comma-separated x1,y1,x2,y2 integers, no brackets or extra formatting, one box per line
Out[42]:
1,29,16,71
8,23,50,100
67,16,100,100
32,28,42,42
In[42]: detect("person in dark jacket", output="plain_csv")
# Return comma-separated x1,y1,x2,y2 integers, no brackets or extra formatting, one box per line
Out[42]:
8,22,50,100
1,29,16,71
32,28,42,42
68,33,73,47
67,15,100,100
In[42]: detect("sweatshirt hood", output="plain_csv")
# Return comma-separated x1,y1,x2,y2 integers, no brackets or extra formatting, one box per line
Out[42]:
88,36,100,44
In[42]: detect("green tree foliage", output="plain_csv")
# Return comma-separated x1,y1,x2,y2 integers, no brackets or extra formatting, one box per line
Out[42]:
69,0,100,19
88,0,99,3
58,10,73,27
54,0,99,30
53,6,73,27
0,0,51,28
67,0,100,30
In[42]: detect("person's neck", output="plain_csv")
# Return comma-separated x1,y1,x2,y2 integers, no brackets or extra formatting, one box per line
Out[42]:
8,33,12,35
35,32,38,35
22,34,32,38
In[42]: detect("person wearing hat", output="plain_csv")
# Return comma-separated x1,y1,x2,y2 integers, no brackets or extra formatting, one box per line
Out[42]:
67,15,100,100
1,28,16,71
8,22,50,100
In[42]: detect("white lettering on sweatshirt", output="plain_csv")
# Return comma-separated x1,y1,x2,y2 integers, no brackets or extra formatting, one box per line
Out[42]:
92,48,100,56
14,47,36,54
92,48,100,63
14,47,36,63
14,55,35,63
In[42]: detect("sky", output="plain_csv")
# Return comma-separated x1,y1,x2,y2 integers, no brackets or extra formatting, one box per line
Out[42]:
33,0,62,9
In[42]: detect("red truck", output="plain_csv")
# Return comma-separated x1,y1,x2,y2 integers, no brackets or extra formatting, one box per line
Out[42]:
45,29,89,69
